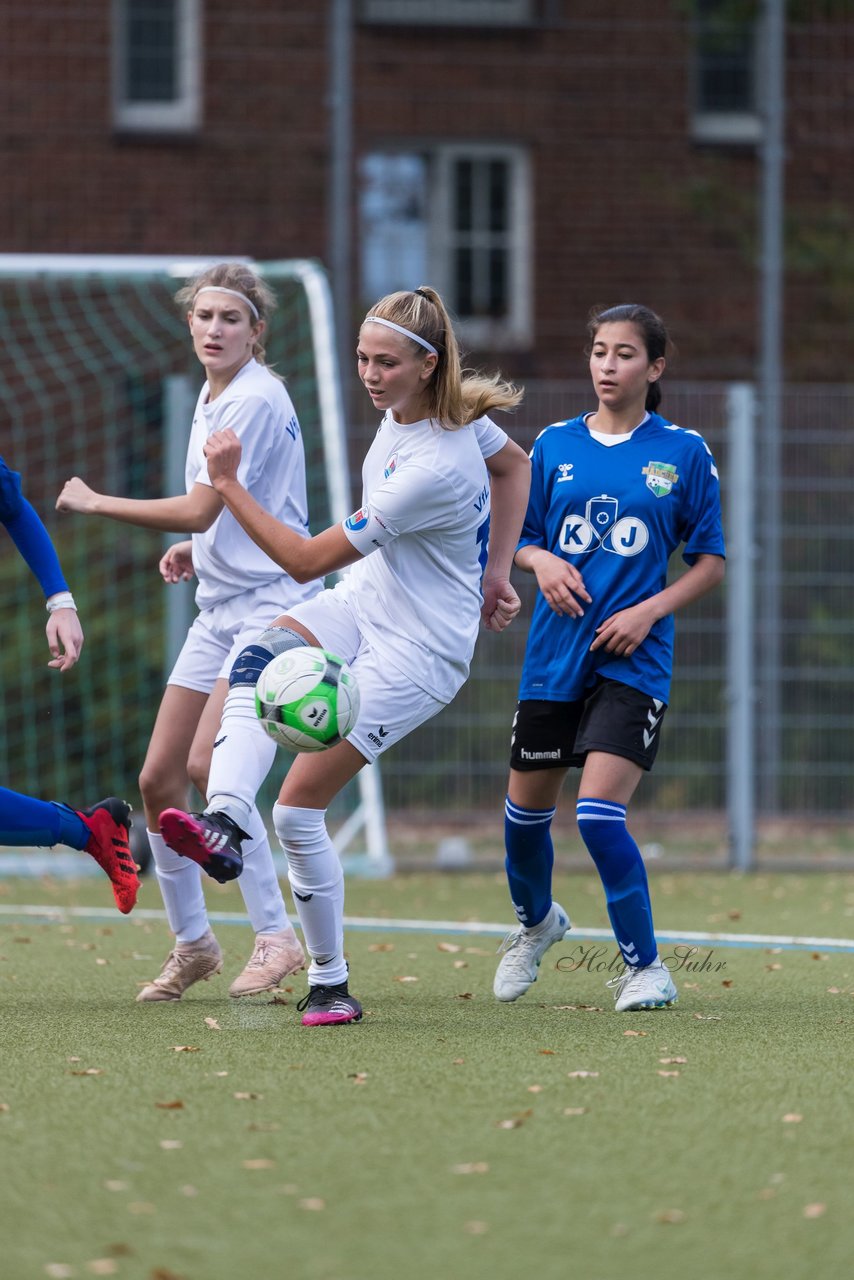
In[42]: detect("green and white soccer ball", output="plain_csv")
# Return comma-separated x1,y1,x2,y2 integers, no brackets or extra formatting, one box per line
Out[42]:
255,647,360,753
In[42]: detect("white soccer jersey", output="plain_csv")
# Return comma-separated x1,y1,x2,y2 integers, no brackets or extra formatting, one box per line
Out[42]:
185,359,320,610
339,412,497,702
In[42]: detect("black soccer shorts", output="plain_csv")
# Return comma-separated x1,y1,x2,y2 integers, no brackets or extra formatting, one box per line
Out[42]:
509,678,668,772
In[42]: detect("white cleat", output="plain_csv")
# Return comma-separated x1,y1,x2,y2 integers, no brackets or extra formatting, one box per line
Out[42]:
608,956,678,1012
493,902,570,1002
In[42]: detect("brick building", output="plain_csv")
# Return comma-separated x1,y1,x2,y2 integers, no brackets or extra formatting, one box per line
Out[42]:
0,1,851,382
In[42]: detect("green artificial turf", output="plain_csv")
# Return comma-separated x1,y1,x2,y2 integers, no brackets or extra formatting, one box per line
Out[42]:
1,870,853,1280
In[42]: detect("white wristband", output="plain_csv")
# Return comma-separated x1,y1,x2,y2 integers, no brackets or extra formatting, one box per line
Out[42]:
46,591,77,614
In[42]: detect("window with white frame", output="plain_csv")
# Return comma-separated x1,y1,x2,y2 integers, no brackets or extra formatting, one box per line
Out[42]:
359,146,531,348
692,0,762,144
360,0,534,26
112,0,202,133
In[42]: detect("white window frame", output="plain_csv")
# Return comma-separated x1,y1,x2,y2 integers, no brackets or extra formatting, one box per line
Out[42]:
691,2,762,145
361,0,533,25
431,143,532,350
112,0,202,134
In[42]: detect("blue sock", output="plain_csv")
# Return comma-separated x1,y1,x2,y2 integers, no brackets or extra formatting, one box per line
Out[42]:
576,797,656,968
504,797,556,928
0,786,88,850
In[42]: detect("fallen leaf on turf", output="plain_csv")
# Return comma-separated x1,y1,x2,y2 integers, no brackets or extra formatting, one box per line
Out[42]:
349,1073,369,1085
452,1058,465,1065
623,1030,647,1037
827,987,843,994
95,958,108,966
438,942,461,953
527,1085,544,1093
213,1071,229,1077
85,1259,117,1275
104,1246,131,1259
44,1265,74,1278
159,1140,183,1150
563,1108,586,1116
69,1068,103,1076
233,1092,262,1100
654,1209,686,1224
463,1220,488,1235
453,960,468,969
782,1113,803,1123
765,963,783,971
657,1070,680,1078
127,1202,156,1215
179,1186,198,1198
151,1269,185,1280
659,1057,688,1065
204,1017,221,1030
103,1181,128,1192
242,1159,275,1170
456,992,474,1000
299,1198,325,1210
394,975,418,982
495,1109,533,1129
803,1203,826,1218
539,1049,556,1055
154,1100,184,1110
567,1071,599,1078
67,1057,81,1063
172,1045,200,1053
728,909,742,920
368,943,394,952
758,1188,777,1200
247,1122,280,1132
721,980,734,988
693,1014,722,1020
452,1162,489,1174
0,1103,10,1112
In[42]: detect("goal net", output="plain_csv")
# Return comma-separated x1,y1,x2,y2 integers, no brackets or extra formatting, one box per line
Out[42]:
0,255,389,872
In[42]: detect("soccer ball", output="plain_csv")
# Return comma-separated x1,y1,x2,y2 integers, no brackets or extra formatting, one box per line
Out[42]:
254,647,360,753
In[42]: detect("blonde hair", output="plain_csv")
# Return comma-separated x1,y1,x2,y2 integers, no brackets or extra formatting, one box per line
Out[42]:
176,263,278,368
362,286,523,429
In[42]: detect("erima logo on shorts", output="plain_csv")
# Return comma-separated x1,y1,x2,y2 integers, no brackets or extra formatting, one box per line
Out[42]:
520,748,561,760
345,507,370,532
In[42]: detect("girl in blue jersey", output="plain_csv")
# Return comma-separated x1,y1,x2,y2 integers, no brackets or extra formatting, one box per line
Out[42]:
1,455,138,913
494,304,725,1013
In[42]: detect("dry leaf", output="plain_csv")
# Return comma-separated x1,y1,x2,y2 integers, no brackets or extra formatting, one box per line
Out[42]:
154,1100,184,1110
242,1159,275,1170
159,1140,183,1150
657,1070,680,1078
213,1071,229,1077
151,1269,186,1280
539,1049,556,1055
127,1202,156,1215
803,1203,826,1219
394,975,418,983
70,1068,103,1076
437,942,461,953
233,1092,262,1101
0,1103,10,1113
782,1113,803,1123
456,992,474,1000
368,943,394,952
204,1018,221,1031
453,960,468,969
563,1107,586,1116
349,1072,369,1084
103,1181,128,1192
463,1220,488,1235
85,1260,118,1275
299,1198,326,1210
567,1071,599,1079
623,1030,647,1037
659,1057,688,1065
452,1162,489,1174
527,1085,543,1093
495,1109,533,1129
452,1058,465,1065
44,1266,74,1278
172,1045,200,1053
655,1209,686,1224
721,980,734,988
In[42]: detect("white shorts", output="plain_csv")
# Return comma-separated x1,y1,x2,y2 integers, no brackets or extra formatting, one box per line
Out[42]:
286,585,445,764
168,582,296,694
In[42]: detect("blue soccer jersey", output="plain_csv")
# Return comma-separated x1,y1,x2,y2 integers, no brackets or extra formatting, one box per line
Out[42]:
517,412,725,705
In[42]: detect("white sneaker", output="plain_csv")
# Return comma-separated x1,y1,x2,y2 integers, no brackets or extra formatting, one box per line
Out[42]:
607,957,677,1012
228,926,305,997
493,902,570,1002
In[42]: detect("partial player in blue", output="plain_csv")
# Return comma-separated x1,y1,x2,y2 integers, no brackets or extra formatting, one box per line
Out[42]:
0,456,137,913
494,304,726,1012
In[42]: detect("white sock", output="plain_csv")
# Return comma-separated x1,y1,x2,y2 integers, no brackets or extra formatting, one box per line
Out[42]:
273,803,346,987
148,829,209,944
206,686,278,831
237,805,290,935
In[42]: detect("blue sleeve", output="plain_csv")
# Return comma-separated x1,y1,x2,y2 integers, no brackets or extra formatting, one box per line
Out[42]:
680,440,726,565
517,435,548,551
1,478,69,598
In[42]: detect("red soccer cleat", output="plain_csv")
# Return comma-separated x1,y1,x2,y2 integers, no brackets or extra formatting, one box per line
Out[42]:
78,797,139,915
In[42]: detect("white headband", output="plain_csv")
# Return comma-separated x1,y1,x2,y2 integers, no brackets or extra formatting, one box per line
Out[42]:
364,316,438,356
194,285,260,320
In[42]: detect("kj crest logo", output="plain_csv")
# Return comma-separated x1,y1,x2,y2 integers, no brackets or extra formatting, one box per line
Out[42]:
642,461,679,498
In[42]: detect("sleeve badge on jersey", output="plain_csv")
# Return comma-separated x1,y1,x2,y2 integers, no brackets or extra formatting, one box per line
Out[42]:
345,507,370,532
642,461,679,498
383,454,398,478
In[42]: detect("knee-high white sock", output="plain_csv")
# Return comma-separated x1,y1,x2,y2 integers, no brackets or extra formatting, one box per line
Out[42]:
237,804,290,935
273,803,346,987
148,830,209,944
207,686,279,831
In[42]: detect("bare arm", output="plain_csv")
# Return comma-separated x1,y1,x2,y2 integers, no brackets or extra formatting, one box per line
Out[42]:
204,428,362,582
480,438,532,632
590,553,726,656
57,479,222,533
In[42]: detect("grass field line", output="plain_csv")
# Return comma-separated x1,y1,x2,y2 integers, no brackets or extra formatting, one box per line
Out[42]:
1,902,853,952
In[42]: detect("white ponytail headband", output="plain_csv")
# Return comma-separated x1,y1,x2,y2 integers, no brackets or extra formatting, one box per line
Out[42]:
194,285,260,320
363,316,438,356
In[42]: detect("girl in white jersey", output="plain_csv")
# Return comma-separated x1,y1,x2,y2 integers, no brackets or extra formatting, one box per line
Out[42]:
56,263,315,1001
159,285,531,1026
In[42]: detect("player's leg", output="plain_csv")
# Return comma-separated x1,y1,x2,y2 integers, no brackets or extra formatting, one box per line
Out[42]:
0,786,137,914
575,681,675,1012
493,700,575,1002
136,682,223,1001
186,675,304,996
